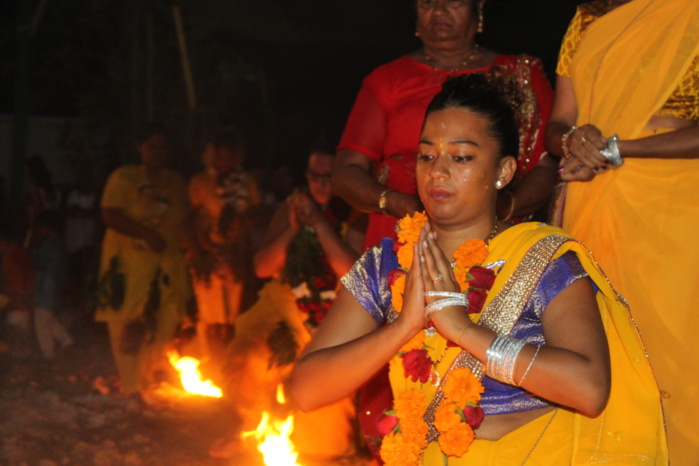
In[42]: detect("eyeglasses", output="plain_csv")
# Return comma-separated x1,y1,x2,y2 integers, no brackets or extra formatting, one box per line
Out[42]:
305,171,332,183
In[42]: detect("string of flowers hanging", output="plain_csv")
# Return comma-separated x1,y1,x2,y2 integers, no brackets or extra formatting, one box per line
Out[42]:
380,211,498,464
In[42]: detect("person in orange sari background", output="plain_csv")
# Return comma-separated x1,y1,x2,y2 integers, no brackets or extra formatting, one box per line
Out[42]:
545,0,699,461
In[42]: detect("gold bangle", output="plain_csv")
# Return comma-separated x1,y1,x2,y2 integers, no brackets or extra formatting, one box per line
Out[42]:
378,188,391,214
561,126,576,160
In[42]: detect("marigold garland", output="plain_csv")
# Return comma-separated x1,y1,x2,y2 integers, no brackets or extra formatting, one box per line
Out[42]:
381,211,495,465
443,368,485,406
434,403,462,432
438,422,476,457
380,432,422,466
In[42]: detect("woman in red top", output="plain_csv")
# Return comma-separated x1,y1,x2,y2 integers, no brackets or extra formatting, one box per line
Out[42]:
334,0,555,250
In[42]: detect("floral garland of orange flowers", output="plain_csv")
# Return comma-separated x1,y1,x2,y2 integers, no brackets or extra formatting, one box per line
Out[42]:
379,211,496,465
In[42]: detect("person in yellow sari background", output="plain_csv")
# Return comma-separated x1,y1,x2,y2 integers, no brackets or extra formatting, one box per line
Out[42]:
546,0,699,461
95,123,192,398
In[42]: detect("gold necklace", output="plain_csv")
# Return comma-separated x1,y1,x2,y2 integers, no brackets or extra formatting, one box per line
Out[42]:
485,222,498,246
424,44,480,71
429,343,451,387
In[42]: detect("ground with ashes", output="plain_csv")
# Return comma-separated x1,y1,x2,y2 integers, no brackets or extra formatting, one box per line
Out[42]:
0,321,371,466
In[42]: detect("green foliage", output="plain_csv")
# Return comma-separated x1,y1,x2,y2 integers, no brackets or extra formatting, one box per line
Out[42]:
266,321,298,369
142,267,164,344
281,227,324,294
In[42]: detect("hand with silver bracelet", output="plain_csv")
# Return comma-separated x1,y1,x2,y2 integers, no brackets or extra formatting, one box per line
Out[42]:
416,222,475,342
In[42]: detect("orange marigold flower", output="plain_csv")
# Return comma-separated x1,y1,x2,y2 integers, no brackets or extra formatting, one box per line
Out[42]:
434,402,462,433
380,432,422,466
399,332,425,353
438,422,475,457
442,368,484,406
453,268,468,289
453,239,488,270
394,389,428,423
396,243,414,270
390,275,406,312
397,211,428,245
400,417,429,449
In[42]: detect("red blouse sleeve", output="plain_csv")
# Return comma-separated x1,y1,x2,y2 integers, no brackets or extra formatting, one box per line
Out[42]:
337,78,387,164
528,57,554,173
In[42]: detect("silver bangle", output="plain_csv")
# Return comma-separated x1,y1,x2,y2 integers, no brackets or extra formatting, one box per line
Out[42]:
516,344,541,387
424,294,467,320
425,291,464,299
600,134,624,167
486,335,526,385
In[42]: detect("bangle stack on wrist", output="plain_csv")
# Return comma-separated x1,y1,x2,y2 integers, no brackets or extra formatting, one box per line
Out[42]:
561,126,577,160
600,134,624,167
486,334,526,385
424,291,467,321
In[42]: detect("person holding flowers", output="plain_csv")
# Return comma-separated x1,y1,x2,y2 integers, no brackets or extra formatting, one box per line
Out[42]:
290,74,666,465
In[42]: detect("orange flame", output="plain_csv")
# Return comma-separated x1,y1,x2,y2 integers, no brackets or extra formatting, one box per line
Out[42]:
167,351,222,398
242,385,300,465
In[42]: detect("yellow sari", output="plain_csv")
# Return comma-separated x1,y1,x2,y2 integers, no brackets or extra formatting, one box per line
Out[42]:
561,0,699,460
96,165,192,393
388,223,666,464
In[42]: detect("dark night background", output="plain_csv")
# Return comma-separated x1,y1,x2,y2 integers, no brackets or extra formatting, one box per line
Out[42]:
1,0,583,213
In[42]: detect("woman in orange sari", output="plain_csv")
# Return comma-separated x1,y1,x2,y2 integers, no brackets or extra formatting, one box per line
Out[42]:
546,0,699,461
291,74,666,465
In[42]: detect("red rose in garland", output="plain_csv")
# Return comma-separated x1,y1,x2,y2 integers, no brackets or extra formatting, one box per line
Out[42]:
466,287,488,314
376,412,399,435
401,348,433,383
462,404,485,429
468,266,496,290
387,268,404,287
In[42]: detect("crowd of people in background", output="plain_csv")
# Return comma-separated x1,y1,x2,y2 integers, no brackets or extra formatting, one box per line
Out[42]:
1,0,697,463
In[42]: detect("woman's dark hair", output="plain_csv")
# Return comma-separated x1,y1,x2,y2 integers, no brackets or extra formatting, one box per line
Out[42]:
424,73,520,159
135,122,169,144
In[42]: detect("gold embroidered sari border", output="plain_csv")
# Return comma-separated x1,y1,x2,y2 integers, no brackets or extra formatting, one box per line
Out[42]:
423,234,570,442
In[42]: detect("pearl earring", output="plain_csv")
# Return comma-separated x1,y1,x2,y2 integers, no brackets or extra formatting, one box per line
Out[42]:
496,180,502,188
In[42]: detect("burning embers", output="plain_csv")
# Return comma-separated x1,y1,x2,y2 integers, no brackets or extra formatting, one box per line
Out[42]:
167,351,222,398
242,385,300,465
168,354,301,464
